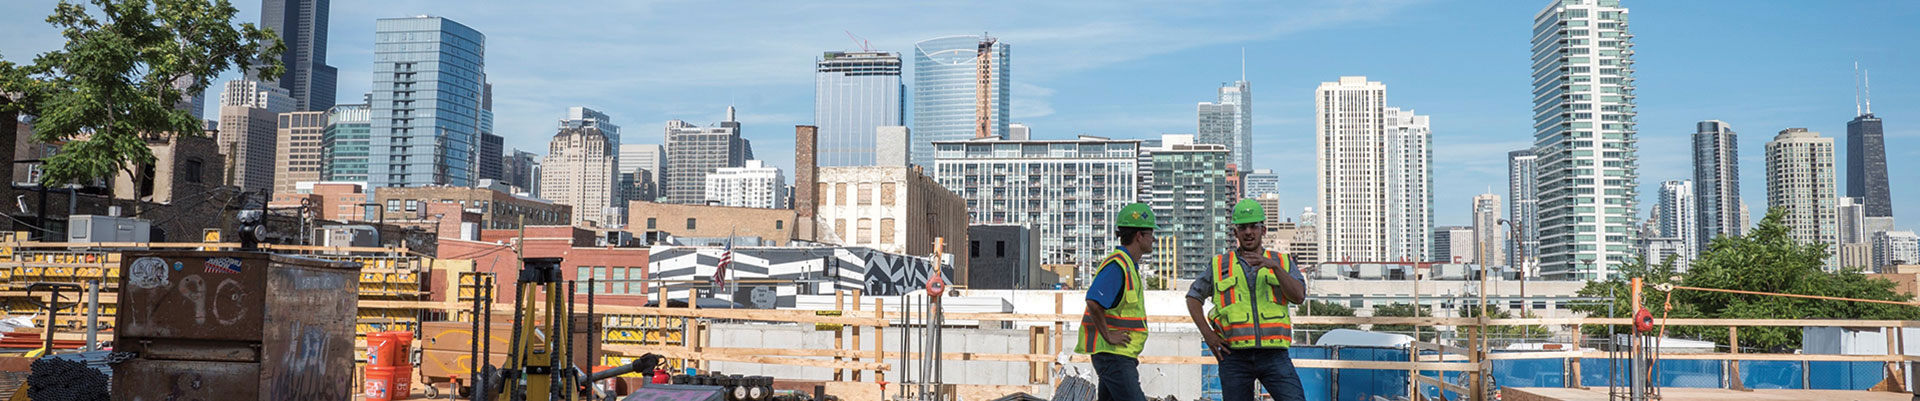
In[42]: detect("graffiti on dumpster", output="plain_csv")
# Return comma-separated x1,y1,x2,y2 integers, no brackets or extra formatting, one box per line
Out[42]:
269,321,347,400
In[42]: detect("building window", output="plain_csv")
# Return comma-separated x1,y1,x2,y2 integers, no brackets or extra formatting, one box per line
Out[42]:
647,218,656,230
835,183,848,206
971,241,981,258
837,219,848,242
775,220,784,230
881,183,896,206
996,241,1006,258
387,199,401,212
183,159,204,183
686,218,697,230
858,183,874,205
857,218,872,244
405,199,419,211
880,218,895,244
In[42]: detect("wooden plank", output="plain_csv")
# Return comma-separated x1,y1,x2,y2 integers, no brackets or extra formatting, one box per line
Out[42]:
834,290,846,381
873,297,886,383
1415,374,1471,395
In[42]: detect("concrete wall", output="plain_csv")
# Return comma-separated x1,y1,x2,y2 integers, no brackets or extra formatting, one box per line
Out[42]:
704,322,1206,400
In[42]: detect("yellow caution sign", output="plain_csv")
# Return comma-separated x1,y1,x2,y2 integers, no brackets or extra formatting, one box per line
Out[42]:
202,229,221,251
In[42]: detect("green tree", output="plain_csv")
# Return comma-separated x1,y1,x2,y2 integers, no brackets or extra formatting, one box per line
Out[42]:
1370,302,1435,341
1571,209,1920,351
1295,300,1358,343
0,0,281,211
1458,304,1553,339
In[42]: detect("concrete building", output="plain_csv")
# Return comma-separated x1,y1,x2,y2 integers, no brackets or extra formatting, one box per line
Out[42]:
273,110,327,193
1316,76,1431,265
1765,128,1839,268
1877,231,1920,271
966,224,1046,290
1386,107,1432,263
1507,149,1539,270
1143,135,1235,278
1433,226,1475,264
1197,79,1252,170
217,79,294,191
1291,208,1321,266
815,51,904,167
704,160,787,209
1693,120,1742,250
541,124,617,227
1472,193,1506,267
112,134,224,205
1531,0,1640,280
1007,123,1029,141
320,103,370,182
1640,236,1691,272
931,135,1141,278
813,165,971,283
1848,101,1892,217
256,0,336,111
373,184,570,231
663,107,748,204
370,16,485,188
877,126,910,167
1658,180,1698,263
911,34,1010,167
1245,169,1279,198
268,182,368,222
619,144,663,201
1837,197,1873,270
1305,265,1589,318
627,200,801,246
505,149,538,194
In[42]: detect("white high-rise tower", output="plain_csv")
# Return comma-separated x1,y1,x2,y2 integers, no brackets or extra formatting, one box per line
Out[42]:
1530,0,1639,280
1316,76,1431,263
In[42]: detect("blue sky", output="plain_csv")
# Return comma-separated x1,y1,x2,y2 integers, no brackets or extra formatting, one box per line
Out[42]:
3,0,1916,229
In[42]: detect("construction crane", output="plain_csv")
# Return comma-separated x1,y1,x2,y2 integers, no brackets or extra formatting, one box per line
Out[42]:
844,31,874,52
974,33,996,139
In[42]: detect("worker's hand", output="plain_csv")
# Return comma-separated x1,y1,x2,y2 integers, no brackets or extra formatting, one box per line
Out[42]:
1241,250,1283,271
1102,329,1132,347
1203,332,1232,357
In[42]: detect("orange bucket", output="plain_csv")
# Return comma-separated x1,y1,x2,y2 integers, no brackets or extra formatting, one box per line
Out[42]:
366,332,398,367
364,365,398,401
394,364,413,397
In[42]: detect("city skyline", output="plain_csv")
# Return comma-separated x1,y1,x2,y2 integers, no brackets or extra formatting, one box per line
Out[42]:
1,1,1916,231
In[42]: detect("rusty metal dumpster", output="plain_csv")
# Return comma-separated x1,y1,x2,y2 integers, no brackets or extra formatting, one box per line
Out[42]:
110,251,360,401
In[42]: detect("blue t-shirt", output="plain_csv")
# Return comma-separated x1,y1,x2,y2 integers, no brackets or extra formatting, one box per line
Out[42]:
1085,247,1133,309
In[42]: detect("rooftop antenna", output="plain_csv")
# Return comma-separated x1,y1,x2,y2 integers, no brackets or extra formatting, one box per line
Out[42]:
1864,67,1873,115
1240,47,1246,82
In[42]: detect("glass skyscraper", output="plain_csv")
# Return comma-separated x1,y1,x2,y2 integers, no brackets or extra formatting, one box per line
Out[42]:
912,35,1010,167
1143,135,1235,279
1507,149,1539,268
258,0,336,111
1530,0,1639,280
322,103,371,182
370,16,485,188
1692,120,1740,250
1198,80,1252,170
815,51,903,167
1847,111,1892,218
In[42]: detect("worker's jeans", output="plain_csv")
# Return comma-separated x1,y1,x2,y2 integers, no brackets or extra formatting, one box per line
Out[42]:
1219,348,1307,401
1092,353,1147,401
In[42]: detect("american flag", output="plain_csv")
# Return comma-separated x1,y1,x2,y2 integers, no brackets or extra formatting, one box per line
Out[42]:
712,235,733,290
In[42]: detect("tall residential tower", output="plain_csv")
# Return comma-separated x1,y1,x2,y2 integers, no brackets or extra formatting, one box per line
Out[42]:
1765,128,1840,268
1316,76,1431,264
1507,149,1540,270
1692,120,1740,250
1530,0,1640,280
369,16,485,188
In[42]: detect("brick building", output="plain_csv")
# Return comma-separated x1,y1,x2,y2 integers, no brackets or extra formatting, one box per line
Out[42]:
626,200,802,246
437,225,651,306
373,184,571,232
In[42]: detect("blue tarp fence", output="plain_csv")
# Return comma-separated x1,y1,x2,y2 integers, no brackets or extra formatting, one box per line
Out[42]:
1197,345,1888,401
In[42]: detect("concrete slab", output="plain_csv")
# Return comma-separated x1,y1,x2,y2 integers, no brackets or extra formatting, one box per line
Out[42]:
1503,387,1913,401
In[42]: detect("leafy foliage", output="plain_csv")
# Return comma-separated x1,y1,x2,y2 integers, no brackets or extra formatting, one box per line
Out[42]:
1572,208,1920,351
1458,304,1553,339
1370,302,1436,341
0,0,281,187
1296,300,1359,339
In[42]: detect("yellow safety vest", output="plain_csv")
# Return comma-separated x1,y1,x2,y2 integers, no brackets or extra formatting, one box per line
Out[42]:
1075,249,1148,358
1208,250,1294,348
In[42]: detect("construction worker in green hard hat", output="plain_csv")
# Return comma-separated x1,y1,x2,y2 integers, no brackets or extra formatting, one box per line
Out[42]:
1186,198,1307,401
1075,202,1156,401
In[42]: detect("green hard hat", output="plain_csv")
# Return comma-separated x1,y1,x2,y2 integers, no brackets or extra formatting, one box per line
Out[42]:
1231,199,1266,225
1116,203,1158,229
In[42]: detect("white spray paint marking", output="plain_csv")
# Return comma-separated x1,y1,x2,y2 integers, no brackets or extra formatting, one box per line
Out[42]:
129,257,169,289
